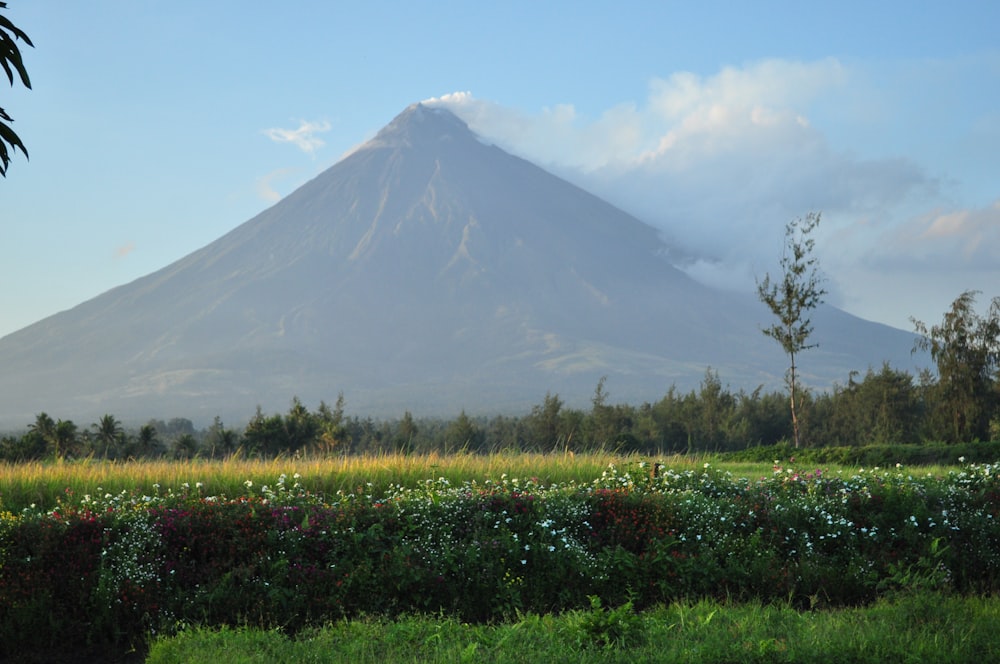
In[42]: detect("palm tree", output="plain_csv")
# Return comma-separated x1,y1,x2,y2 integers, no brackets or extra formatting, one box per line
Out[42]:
28,412,57,456
93,414,124,459
136,423,161,458
216,428,238,458
172,433,199,460
53,419,79,458
205,416,238,458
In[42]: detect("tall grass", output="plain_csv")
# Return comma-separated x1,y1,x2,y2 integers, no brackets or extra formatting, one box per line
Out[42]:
0,452,954,513
146,592,1000,664
1,452,707,512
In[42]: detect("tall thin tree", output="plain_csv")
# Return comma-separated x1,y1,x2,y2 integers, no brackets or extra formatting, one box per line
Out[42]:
756,212,827,448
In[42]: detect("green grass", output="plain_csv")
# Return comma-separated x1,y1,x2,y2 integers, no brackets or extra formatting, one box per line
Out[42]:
146,591,1000,663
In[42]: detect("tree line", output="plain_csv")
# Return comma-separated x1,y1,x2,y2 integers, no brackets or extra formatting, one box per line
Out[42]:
1,359,997,463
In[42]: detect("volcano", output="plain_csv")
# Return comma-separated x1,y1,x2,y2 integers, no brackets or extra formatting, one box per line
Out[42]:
0,103,923,427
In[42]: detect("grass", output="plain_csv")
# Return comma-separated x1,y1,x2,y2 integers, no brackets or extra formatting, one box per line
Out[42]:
0,452,961,513
146,591,1000,663
0,452,699,512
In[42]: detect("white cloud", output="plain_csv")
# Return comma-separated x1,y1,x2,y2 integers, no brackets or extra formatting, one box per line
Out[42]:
432,61,929,284
425,58,998,331
263,119,331,153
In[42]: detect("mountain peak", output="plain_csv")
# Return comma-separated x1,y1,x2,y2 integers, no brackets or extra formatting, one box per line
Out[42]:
367,102,475,149
0,101,924,427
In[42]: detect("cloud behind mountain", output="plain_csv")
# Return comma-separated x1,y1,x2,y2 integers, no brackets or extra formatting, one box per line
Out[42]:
422,57,993,330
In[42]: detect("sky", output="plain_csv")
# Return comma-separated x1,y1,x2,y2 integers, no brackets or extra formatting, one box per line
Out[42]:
2,1,999,339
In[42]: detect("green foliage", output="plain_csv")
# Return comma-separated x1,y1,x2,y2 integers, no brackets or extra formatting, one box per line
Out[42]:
0,1,31,176
92,413,126,458
824,363,923,445
524,392,569,451
145,594,1000,664
5,460,1000,660
570,596,644,650
913,290,1000,442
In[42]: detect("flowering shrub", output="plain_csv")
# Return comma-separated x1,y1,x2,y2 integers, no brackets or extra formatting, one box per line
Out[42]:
2,462,1000,660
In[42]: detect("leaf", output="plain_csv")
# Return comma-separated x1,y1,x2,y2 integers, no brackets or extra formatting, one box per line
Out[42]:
0,9,33,88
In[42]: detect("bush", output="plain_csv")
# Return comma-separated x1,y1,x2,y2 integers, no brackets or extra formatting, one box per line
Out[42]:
4,461,1000,660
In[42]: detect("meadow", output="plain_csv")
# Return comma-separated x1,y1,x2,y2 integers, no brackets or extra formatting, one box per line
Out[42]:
1,452,999,662
0,451,637,512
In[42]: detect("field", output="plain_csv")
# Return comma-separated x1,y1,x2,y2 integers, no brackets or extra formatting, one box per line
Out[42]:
2,452,999,662
0,451,640,512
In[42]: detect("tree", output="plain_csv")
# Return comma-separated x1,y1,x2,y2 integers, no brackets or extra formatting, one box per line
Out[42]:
396,411,418,454
912,290,1000,442
172,433,199,460
444,409,483,452
756,212,827,448
526,392,566,451
588,376,615,447
28,411,55,450
92,414,125,458
242,406,283,457
136,423,162,457
204,416,237,458
26,413,79,458
52,419,80,458
1,2,32,176
315,393,349,455
824,364,922,446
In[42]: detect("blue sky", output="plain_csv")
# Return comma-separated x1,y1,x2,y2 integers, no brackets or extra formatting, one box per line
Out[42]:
2,1,999,339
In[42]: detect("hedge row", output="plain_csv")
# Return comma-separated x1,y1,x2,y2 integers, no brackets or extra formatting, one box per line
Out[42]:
2,463,999,661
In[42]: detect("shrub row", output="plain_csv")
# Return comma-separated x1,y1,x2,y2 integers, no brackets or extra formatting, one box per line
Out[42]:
725,440,1000,467
2,463,1000,661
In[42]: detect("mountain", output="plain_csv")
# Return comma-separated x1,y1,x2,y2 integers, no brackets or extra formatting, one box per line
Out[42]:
0,103,925,428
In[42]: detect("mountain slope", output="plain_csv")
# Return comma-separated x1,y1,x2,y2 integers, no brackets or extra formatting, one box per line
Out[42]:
0,104,923,426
